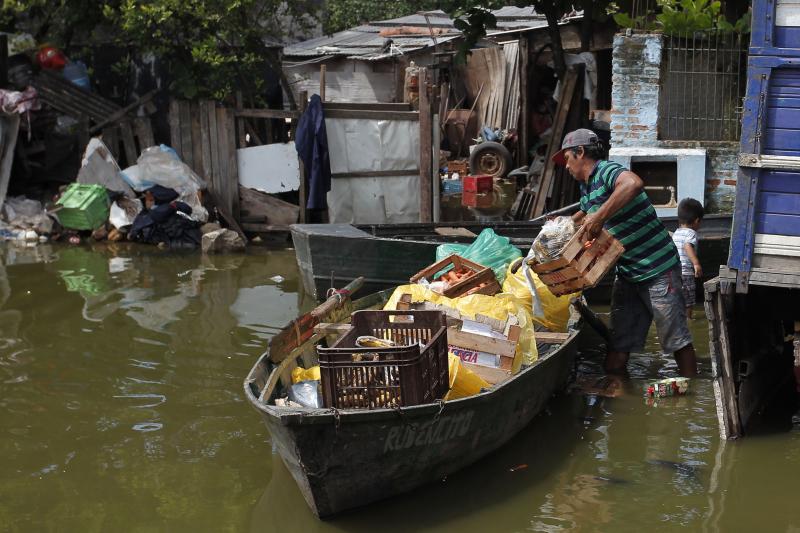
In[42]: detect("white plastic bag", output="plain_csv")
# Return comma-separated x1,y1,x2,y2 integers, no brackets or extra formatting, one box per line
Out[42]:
130,145,208,222
531,216,576,264
288,380,322,408
109,198,143,229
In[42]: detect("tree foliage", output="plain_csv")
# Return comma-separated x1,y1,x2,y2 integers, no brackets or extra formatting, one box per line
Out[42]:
322,0,506,35
0,0,113,47
611,0,751,35
0,0,318,103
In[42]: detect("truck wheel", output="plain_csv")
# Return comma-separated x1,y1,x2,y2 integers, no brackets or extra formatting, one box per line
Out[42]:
469,142,513,179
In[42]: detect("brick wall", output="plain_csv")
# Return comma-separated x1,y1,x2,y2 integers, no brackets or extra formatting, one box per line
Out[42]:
610,32,738,214
611,33,661,147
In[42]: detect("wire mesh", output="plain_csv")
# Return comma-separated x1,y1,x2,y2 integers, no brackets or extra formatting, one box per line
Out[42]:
626,0,660,31
659,31,748,142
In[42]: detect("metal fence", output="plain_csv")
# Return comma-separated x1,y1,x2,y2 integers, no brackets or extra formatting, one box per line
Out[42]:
659,32,748,142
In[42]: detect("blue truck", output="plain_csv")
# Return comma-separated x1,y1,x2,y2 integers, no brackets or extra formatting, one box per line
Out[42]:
707,0,800,439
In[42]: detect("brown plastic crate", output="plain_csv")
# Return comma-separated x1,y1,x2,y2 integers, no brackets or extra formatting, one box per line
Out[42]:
317,310,448,409
531,229,625,296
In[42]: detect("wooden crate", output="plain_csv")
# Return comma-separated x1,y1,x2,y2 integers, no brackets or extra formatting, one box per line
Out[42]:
447,317,521,371
410,254,501,298
447,159,469,176
530,229,624,296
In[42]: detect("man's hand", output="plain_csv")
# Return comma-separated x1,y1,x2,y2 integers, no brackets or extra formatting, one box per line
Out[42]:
579,212,604,242
693,263,703,278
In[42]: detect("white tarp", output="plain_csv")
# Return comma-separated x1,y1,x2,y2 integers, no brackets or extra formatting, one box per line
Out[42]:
0,114,20,211
237,142,300,193
325,118,420,223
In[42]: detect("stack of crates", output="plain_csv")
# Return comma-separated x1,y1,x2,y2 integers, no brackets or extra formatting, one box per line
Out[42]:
56,184,110,230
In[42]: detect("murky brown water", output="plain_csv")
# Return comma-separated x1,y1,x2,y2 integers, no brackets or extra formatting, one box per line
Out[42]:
1,242,799,532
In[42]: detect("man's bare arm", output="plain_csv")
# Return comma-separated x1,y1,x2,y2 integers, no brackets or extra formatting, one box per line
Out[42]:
580,171,644,240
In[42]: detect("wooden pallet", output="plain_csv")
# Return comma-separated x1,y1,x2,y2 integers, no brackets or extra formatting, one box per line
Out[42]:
530,229,624,296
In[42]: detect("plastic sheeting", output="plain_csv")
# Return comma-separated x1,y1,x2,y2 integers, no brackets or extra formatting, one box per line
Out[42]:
325,117,420,223
0,114,20,210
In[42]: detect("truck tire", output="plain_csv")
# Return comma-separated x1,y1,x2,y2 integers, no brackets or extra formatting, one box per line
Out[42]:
469,141,513,179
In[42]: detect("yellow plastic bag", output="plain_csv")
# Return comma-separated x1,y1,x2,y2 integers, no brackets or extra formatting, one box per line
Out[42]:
384,284,538,368
501,264,574,332
291,366,321,384
444,353,490,400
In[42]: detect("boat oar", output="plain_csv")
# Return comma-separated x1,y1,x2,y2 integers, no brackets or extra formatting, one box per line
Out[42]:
268,276,364,362
511,202,582,275
571,299,613,345
528,201,581,224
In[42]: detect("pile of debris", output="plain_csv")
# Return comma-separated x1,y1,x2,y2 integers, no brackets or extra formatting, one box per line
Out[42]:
0,138,245,253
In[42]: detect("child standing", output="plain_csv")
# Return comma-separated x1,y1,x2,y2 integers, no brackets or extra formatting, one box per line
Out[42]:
672,198,704,319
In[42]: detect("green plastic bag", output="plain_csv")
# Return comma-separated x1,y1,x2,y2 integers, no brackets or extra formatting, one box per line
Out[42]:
436,228,522,284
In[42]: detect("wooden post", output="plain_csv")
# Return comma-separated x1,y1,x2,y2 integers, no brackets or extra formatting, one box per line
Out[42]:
529,68,578,218
518,36,529,168
319,64,326,102
298,90,308,223
433,81,446,223
0,35,8,89
235,91,247,148
418,68,433,222
168,99,181,154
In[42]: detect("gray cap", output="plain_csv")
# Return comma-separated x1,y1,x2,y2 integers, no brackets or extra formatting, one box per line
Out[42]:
551,128,599,166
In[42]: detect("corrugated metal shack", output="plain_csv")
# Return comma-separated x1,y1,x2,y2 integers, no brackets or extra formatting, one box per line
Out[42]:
283,8,552,104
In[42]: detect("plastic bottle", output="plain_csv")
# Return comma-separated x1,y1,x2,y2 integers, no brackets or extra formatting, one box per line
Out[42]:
63,61,90,91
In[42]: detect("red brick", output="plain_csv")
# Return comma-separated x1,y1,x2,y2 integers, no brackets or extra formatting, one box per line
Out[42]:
631,125,649,131
708,179,721,187
723,179,737,186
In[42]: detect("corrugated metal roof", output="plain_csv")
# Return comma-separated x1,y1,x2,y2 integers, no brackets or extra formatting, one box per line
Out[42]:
370,10,454,28
492,6,542,19
283,6,574,60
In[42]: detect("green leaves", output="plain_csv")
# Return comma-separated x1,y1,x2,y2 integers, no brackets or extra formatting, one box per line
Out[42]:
653,0,749,36
1,0,320,101
611,0,750,36
453,6,497,64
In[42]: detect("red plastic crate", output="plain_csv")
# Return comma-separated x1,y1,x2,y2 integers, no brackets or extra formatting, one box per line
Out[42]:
461,191,494,208
463,174,493,193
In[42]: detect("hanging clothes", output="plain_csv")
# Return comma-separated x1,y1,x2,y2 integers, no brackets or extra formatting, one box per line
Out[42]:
295,94,331,210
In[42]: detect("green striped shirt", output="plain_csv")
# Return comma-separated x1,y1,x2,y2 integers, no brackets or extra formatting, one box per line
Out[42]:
579,161,679,283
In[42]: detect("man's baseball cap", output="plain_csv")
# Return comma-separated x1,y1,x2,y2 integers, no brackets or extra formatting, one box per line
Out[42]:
551,128,599,166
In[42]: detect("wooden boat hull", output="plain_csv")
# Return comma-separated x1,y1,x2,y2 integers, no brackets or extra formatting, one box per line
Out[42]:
246,329,579,518
291,216,732,301
243,281,582,518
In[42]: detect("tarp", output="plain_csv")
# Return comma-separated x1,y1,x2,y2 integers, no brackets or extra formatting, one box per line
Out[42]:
325,117,420,223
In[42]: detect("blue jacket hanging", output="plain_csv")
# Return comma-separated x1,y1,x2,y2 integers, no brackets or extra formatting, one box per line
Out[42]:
295,94,331,209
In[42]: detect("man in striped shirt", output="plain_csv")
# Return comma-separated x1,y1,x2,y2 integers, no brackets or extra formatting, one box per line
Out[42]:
552,129,697,377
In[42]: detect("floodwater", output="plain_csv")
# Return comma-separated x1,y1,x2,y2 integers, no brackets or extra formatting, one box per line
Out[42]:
1,242,799,532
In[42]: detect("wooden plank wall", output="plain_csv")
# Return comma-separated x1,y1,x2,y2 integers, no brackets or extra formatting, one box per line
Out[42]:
169,100,240,220
101,118,155,168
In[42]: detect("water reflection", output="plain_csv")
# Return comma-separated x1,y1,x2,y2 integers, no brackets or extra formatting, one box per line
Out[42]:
2,241,800,531
0,242,298,530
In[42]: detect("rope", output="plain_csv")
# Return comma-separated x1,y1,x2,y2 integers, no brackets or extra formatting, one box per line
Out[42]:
325,287,351,307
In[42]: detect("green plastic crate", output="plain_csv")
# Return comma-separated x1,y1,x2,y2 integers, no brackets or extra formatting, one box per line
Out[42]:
56,184,110,230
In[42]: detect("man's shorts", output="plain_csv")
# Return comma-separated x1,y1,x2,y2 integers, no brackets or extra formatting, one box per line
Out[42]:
610,265,693,354
681,274,696,307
